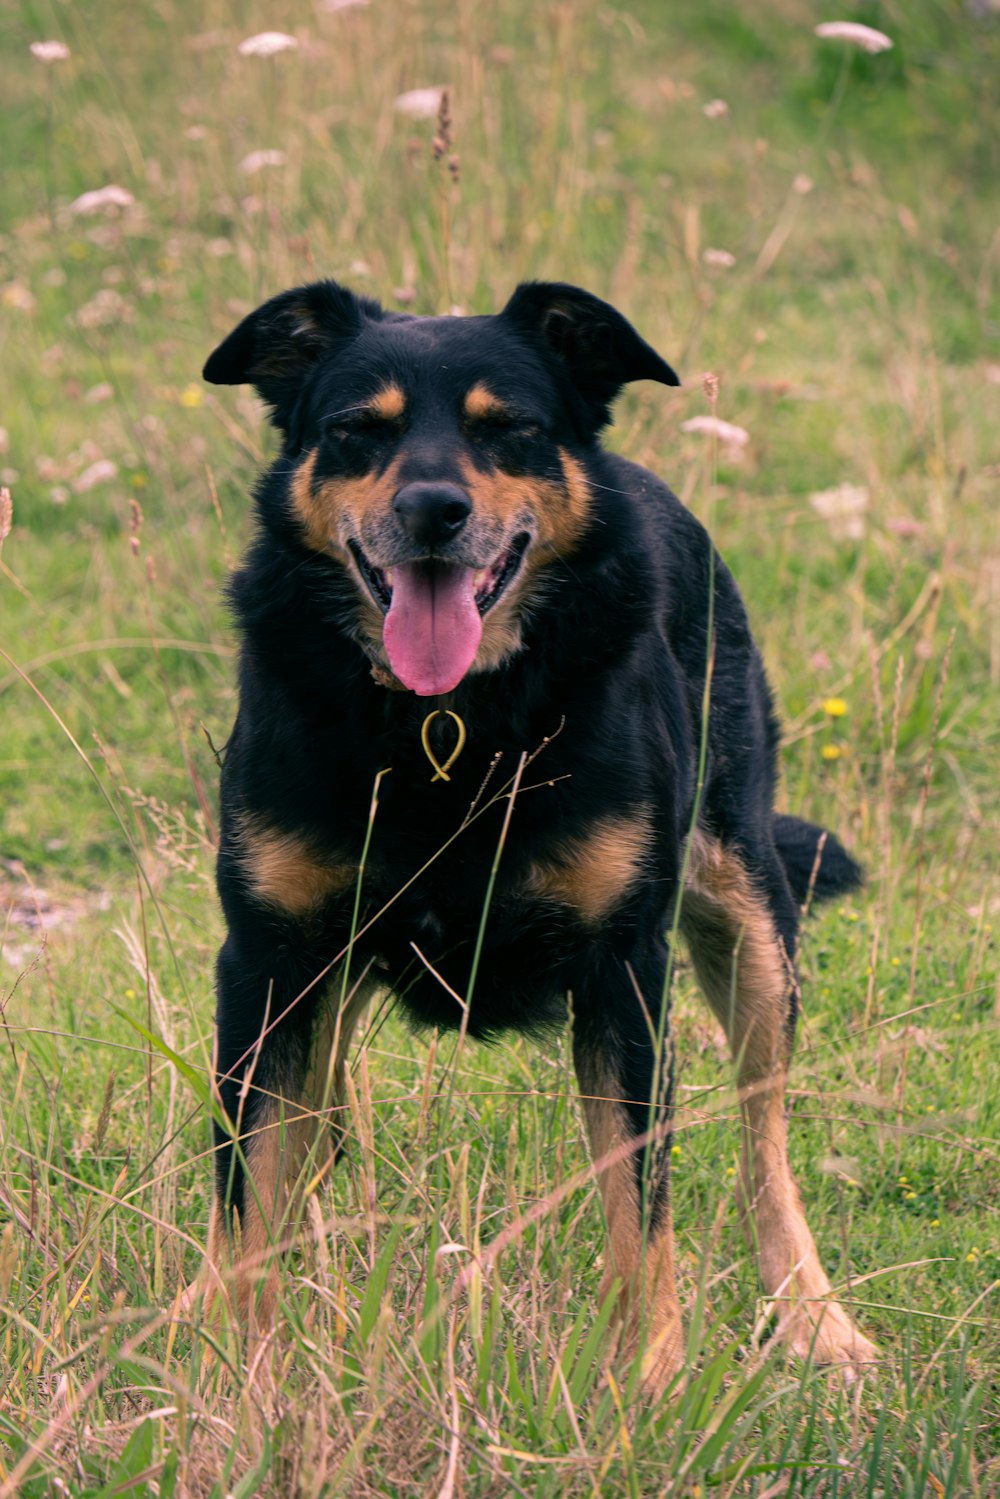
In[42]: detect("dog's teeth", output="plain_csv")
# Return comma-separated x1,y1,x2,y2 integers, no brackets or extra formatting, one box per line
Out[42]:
474,568,488,589
385,568,394,586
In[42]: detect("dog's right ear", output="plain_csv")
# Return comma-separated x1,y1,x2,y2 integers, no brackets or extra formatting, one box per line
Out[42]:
203,281,374,430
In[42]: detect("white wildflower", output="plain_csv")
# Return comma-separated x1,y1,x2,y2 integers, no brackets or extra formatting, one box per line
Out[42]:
76,288,131,329
702,248,736,268
793,173,814,195
809,483,869,541
0,427,8,455
0,487,12,542
393,87,445,120
239,149,287,174
74,459,118,494
70,185,134,215
815,22,893,53
30,40,70,62
681,415,750,447
237,31,298,57
1,283,35,313
323,0,369,9
702,99,729,119
84,382,114,404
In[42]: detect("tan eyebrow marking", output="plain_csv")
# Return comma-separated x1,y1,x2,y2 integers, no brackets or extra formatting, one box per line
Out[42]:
463,383,512,421
366,384,406,420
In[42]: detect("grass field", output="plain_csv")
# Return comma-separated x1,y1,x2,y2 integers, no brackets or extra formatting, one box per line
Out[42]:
1,0,998,1492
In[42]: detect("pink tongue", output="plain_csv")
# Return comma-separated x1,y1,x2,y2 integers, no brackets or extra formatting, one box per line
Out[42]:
383,561,482,696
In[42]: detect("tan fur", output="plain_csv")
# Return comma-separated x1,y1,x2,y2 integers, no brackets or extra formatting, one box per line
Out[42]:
574,1049,682,1394
463,382,511,421
206,981,375,1321
368,383,406,421
234,816,357,916
524,809,652,924
681,831,878,1369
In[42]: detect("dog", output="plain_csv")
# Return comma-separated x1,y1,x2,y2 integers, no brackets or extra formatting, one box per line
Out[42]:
201,279,878,1389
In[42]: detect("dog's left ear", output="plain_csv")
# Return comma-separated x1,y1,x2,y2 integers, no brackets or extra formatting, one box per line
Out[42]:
502,281,679,427
203,280,375,431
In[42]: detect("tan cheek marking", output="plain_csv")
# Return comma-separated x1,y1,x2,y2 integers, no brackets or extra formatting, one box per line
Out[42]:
458,459,588,559
463,383,511,421
290,449,404,559
524,809,652,923
556,449,593,549
368,383,406,420
235,818,357,916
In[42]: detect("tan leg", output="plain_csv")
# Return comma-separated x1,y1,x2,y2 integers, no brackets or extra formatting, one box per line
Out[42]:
575,1048,683,1396
681,834,878,1373
202,979,374,1325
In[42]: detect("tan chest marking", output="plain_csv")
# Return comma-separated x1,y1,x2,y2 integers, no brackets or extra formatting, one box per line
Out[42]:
523,809,653,924
235,817,357,916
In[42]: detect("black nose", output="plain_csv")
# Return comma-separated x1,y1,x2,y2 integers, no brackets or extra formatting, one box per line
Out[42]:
392,482,472,548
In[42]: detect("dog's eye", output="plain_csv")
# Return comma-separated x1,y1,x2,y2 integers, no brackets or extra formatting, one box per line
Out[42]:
468,415,540,440
324,412,401,443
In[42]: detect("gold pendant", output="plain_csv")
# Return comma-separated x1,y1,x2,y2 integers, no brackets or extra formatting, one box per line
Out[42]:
420,710,467,782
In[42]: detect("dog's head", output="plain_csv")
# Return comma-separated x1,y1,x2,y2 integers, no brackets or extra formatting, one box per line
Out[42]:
205,281,678,696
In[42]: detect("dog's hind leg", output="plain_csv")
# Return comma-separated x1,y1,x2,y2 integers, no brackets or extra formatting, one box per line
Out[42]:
680,832,878,1375
572,944,683,1398
205,938,372,1328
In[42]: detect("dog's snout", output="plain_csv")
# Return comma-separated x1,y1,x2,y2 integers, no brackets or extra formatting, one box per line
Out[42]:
392,482,472,548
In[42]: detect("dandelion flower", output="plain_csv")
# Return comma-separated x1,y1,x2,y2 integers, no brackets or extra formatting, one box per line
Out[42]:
821,697,848,718
178,384,204,408
30,40,71,63
237,31,298,57
821,744,841,761
815,22,893,54
239,149,287,174
681,415,750,448
70,185,134,215
703,99,729,119
394,87,445,120
703,248,735,268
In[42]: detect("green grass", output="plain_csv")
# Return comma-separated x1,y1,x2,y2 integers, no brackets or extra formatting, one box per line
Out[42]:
1,0,998,1492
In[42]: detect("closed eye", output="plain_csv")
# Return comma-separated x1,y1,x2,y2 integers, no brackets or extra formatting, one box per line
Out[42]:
324,407,404,441
466,413,540,439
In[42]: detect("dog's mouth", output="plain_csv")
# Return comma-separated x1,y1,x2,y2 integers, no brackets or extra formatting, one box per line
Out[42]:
347,533,530,697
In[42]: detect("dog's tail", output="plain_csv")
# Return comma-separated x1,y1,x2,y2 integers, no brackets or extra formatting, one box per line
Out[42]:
772,813,863,907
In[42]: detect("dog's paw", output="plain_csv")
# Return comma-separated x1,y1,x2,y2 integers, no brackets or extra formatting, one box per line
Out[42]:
777,1301,880,1382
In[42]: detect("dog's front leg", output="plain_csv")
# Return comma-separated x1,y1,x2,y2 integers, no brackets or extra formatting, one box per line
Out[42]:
205,933,369,1329
571,944,682,1398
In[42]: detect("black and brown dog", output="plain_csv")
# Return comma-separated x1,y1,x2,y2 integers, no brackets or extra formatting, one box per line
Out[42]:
201,279,878,1389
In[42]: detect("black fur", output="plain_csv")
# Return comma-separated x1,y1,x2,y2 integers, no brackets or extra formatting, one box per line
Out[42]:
204,279,861,1244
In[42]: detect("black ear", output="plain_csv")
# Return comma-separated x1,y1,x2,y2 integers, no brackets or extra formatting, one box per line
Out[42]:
501,281,679,427
203,280,376,430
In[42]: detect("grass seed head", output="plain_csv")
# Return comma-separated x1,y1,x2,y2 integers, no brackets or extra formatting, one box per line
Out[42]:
815,21,894,54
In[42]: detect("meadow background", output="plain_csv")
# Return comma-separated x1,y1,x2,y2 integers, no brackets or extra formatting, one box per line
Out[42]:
1,0,998,1493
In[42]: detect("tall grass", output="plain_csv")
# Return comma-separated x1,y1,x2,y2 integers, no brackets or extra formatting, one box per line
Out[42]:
0,0,997,1492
